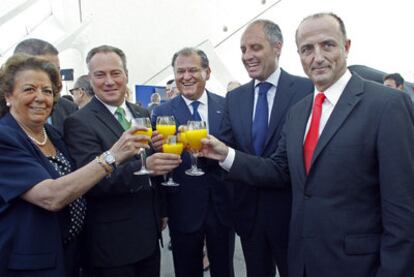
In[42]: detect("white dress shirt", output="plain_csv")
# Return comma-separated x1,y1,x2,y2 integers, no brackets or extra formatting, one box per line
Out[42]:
181,91,209,131
95,96,134,122
304,70,352,139
252,67,281,122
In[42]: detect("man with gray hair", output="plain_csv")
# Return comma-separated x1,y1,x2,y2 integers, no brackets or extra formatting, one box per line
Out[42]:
218,19,313,277
64,45,181,277
70,75,94,108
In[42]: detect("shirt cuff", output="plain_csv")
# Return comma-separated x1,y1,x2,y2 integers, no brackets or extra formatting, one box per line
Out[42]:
219,147,235,172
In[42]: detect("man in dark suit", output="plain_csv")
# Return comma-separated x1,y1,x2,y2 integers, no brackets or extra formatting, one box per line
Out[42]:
201,12,414,277
13,38,78,134
219,19,313,277
152,48,234,277
64,45,181,277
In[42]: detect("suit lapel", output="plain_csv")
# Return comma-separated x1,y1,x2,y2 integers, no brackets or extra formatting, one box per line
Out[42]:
206,92,223,136
240,81,256,153
265,70,296,151
291,96,314,179
171,96,193,126
311,75,364,169
90,97,124,138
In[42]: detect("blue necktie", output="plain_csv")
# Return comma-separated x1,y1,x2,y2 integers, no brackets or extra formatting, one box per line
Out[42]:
191,101,202,121
252,82,272,155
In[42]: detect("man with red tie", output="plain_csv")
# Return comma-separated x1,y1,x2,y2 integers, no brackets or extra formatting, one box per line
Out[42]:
200,12,414,277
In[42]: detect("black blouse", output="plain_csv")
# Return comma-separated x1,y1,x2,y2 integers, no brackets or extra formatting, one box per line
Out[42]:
47,151,86,244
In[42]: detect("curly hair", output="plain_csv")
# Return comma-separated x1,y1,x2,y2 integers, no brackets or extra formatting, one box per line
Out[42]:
0,54,62,117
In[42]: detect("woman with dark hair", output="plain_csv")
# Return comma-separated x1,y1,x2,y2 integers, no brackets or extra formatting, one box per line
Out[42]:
0,54,149,276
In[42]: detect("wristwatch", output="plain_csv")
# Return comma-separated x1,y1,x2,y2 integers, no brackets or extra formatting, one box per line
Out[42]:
103,151,116,170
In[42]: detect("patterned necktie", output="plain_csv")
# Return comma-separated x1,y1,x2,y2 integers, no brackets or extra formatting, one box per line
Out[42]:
252,82,272,155
191,101,202,121
115,107,131,130
303,92,326,174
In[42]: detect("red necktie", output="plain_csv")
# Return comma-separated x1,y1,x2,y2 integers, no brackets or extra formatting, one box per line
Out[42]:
303,92,326,174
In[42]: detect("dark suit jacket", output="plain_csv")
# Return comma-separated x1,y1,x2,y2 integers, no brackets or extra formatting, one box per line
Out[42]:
219,69,313,238
0,113,73,276
226,74,414,277
51,97,78,134
63,97,162,268
151,92,232,232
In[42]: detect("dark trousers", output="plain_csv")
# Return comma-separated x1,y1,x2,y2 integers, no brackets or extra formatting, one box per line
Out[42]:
240,198,289,277
63,236,83,277
170,206,235,277
90,246,160,277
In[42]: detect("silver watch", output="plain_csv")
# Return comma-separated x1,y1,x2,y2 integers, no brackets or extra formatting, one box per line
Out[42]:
103,151,116,169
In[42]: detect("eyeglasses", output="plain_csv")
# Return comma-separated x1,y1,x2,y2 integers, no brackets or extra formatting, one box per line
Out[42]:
69,88,81,95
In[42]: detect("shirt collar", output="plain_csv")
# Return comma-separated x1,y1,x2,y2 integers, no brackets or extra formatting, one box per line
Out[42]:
95,95,128,115
254,67,281,88
181,90,208,107
314,69,352,106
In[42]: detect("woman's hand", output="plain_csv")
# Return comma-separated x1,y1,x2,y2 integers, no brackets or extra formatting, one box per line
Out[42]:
109,126,151,164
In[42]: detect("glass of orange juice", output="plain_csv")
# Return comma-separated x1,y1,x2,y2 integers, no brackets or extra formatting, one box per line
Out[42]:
132,117,153,175
185,120,207,176
156,116,176,141
161,135,183,186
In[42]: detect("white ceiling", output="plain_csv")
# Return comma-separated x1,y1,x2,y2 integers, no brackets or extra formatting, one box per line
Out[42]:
1,0,414,97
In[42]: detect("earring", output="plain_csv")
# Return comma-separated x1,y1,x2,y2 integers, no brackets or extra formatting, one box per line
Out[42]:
6,102,10,107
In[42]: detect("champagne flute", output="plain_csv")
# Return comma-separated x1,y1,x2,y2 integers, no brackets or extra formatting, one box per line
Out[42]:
161,135,183,186
132,117,153,175
156,116,176,141
156,116,177,183
185,120,207,176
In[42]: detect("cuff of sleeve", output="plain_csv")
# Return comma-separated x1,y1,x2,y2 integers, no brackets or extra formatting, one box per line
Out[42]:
219,147,235,172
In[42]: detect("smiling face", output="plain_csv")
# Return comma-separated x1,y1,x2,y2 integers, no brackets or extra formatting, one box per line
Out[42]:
174,53,210,100
296,15,350,91
240,22,281,81
88,52,128,106
6,69,54,127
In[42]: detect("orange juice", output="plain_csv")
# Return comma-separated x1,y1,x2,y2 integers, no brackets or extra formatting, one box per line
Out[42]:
162,143,184,155
134,128,153,145
156,124,176,138
178,131,187,146
185,129,207,151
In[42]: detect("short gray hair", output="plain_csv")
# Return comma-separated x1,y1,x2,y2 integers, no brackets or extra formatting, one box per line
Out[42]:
86,45,128,72
171,47,209,69
248,19,283,44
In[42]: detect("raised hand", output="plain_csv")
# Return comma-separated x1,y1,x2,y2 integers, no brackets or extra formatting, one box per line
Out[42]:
198,135,229,162
109,126,151,165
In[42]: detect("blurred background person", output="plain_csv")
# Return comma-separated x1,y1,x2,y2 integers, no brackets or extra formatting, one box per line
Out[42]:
226,80,241,93
0,54,147,276
147,92,161,113
165,79,179,99
70,75,94,108
13,38,78,134
383,72,405,90
62,94,75,102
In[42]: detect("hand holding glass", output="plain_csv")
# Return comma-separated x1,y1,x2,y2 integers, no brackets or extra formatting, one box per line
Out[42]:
132,117,153,175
